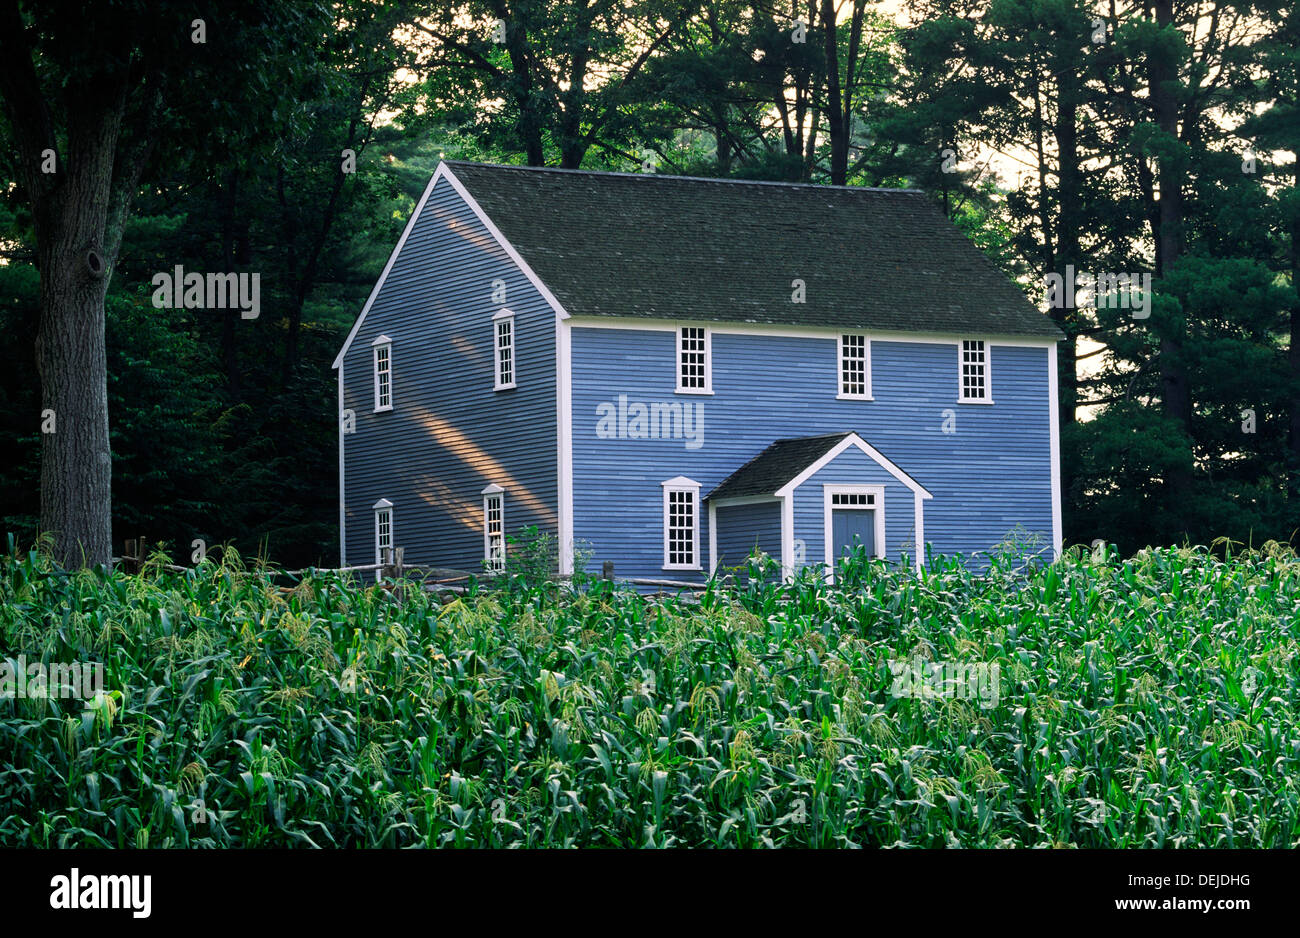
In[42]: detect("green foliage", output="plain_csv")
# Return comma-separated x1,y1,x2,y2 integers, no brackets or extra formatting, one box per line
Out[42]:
3,539,1298,848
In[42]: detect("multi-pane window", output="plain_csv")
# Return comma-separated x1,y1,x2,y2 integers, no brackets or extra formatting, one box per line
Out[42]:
839,334,870,398
483,488,504,572
960,340,989,401
494,311,515,389
677,326,709,392
373,500,393,564
831,491,874,507
373,337,392,411
662,478,701,569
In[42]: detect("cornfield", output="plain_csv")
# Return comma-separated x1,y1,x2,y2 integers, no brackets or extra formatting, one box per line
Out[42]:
1,538,1297,847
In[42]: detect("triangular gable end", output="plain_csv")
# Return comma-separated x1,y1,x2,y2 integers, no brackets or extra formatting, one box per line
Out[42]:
774,433,932,499
331,161,570,370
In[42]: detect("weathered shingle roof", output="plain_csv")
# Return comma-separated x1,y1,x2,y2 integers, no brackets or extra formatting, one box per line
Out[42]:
446,161,1062,339
707,433,852,501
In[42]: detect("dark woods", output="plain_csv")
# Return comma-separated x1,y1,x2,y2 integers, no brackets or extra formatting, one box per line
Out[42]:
0,0,1296,565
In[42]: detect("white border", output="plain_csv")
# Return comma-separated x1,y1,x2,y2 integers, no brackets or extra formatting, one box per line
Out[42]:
372,335,393,412
661,476,702,570
958,339,993,404
674,325,713,395
493,308,517,390
565,315,1057,348
373,498,393,565
338,368,346,566
557,319,573,575
482,483,505,572
1049,343,1062,559
823,484,886,581
836,333,872,400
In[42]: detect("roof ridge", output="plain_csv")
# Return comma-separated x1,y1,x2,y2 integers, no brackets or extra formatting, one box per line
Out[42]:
444,159,924,195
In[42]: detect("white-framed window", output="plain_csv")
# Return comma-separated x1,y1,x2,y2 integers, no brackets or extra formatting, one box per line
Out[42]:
675,326,712,394
493,309,516,390
837,333,871,399
372,335,393,411
373,498,393,564
661,476,701,570
482,484,505,573
959,339,992,403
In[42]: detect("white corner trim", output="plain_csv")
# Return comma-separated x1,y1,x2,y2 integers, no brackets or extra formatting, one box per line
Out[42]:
1049,342,1062,560
332,162,571,371
337,367,346,567
780,494,795,580
775,433,932,500
913,490,925,574
557,318,574,575
708,500,718,575
822,484,886,582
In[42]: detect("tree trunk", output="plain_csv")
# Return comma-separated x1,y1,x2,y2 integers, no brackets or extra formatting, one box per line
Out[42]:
1149,0,1193,514
1288,176,1300,499
35,98,122,568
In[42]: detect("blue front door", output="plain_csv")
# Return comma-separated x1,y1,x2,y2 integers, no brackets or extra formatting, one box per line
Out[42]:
831,508,875,559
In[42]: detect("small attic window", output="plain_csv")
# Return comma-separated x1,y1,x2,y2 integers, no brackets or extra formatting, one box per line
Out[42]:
493,309,515,390
373,335,393,411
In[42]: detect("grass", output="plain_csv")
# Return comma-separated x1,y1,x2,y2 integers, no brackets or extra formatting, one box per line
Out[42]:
1,537,1297,847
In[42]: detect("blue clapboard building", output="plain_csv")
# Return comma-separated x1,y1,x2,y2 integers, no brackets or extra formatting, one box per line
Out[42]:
334,161,1063,581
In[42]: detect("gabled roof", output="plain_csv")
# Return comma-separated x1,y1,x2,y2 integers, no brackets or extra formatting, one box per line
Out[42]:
708,433,850,501
708,432,931,502
445,161,1062,339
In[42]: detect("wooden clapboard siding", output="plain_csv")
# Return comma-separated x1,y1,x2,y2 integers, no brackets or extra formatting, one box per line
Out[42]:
337,172,558,571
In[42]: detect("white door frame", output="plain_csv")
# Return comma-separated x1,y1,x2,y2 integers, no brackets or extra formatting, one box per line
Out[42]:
823,484,885,582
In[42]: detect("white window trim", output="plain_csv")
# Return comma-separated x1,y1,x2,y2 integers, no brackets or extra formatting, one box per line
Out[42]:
482,484,505,573
674,325,713,395
958,339,994,404
493,308,516,391
372,334,393,412
836,333,873,400
823,484,886,581
373,498,394,565
661,476,702,570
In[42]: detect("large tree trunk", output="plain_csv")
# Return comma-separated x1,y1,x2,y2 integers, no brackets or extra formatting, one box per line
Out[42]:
35,95,122,568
